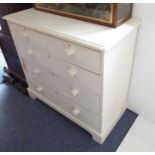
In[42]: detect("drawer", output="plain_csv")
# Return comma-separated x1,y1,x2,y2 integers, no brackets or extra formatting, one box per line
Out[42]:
46,35,101,74
9,23,46,51
9,23,29,43
9,23,30,55
27,75,99,132
27,29,47,51
23,59,100,114
21,54,100,94
27,28,101,74
9,23,47,57
9,23,101,74
49,56,101,94
20,48,49,69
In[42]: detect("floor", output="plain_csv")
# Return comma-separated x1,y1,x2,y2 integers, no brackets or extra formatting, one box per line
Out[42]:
0,83,137,152
117,116,155,152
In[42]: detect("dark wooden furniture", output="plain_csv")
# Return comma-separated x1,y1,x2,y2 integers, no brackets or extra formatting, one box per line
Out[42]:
0,3,32,88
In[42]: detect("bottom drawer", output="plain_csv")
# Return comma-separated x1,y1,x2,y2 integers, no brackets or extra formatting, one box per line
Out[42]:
27,74,100,132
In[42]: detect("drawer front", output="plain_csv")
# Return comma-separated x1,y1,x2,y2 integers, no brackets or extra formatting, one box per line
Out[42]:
27,29,47,51
9,23,30,56
27,75,99,132
23,59,100,114
19,48,49,69
46,35,101,74
21,53,100,94
9,23,29,43
49,56,100,94
9,23,48,58
10,23,101,74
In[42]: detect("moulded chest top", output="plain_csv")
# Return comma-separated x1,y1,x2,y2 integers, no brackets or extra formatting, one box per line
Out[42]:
3,8,140,51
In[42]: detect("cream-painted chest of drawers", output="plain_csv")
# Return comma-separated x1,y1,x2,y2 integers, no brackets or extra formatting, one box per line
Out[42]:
4,8,140,144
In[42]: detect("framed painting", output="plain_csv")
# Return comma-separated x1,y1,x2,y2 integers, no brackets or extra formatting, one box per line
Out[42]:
34,3,133,28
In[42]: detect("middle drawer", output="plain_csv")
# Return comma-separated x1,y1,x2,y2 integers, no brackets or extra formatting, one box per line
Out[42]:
22,57,100,114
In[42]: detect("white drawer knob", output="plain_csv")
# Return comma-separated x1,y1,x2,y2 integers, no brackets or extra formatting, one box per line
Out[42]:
33,68,40,74
70,88,79,96
65,47,74,56
22,30,28,38
27,49,34,56
67,68,77,77
36,86,43,92
72,108,80,116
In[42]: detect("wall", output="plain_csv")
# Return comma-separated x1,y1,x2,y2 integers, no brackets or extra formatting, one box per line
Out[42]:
128,4,155,123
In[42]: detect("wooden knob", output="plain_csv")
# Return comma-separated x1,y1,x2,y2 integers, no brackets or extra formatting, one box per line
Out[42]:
67,68,77,77
72,108,80,116
27,49,34,56
65,46,74,56
33,68,40,74
70,88,79,96
36,86,43,93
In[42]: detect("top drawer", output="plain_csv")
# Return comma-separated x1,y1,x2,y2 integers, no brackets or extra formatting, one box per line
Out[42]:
45,35,101,74
22,28,101,74
8,23,29,46
9,23,101,74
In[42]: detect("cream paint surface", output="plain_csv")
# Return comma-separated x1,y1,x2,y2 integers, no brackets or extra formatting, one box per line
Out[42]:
3,8,140,51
